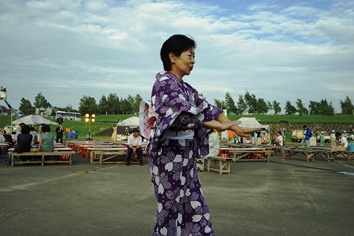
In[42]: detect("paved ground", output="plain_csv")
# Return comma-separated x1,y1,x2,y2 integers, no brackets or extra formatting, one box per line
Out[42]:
1,152,354,236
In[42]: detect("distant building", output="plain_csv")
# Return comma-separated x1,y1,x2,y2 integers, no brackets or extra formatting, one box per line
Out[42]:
35,107,52,116
0,105,11,115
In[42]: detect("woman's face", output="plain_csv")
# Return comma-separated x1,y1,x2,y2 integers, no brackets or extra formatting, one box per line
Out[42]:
170,48,195,79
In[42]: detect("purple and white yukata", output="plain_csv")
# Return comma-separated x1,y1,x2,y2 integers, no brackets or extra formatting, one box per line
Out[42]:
147,72,222,236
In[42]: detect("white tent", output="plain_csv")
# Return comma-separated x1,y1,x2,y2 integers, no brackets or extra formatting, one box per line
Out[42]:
113,116,139,140
12,115,58,125
116,117,139,127
237,117,269,129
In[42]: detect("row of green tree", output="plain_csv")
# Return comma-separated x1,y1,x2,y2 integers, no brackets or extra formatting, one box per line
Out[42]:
19,92,143,116
214,91,353,116
18,92,354,116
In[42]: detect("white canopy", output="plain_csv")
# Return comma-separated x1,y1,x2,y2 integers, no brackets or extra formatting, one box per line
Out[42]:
116,116,139,127
12,115,58,125
237,117,269,129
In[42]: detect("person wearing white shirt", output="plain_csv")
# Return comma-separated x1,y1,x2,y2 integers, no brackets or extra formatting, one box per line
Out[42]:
126,128,143,166
0,133,6,143
331,132,348,152
335,132,348,149
329,130,336,146
197,130,220,171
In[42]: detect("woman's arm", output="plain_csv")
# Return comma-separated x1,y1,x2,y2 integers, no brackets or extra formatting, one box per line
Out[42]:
38,137,43,151
203,120,240,131
206,113,260,138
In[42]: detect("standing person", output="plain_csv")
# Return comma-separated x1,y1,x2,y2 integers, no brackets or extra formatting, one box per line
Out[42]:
300,125,311,148
147,34,258,235
126,128,143,166
38,125,54,152
319,131,325,147
274,131,283,146
55,123,64,143
330,130,336,146
281,126,286,145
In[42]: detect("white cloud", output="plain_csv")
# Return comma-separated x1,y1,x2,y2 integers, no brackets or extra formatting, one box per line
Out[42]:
0,0,353,113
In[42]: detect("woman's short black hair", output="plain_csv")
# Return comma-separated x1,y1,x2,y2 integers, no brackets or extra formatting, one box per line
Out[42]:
21,125,30,134
41,124,51,133
160,34,196,71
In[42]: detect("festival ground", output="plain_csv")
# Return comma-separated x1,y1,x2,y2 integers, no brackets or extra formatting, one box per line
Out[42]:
0,152,353,236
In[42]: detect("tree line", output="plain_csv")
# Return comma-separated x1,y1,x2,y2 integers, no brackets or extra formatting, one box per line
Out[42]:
214,91,353,116
18,91,354,116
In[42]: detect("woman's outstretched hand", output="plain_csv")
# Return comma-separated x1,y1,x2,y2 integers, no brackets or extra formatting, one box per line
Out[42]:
203,120,241,131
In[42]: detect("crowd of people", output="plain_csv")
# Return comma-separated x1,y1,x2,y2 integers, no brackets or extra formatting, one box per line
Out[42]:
0,122,65,165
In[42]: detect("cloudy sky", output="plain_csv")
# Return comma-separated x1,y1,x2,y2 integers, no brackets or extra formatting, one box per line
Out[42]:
1,0,353,113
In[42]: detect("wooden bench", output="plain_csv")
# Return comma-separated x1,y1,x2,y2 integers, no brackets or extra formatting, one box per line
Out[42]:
206,156,233,174
10,151,75,167
86,147,126,164
282,147,331,162
327,150,354,161
220,147,274,162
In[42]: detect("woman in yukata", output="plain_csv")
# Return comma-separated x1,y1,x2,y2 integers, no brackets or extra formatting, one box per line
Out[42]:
147,34,258,236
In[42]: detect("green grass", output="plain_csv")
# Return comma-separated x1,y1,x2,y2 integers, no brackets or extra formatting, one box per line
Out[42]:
1,114,353,140
0,114,133,140
227,114,354,123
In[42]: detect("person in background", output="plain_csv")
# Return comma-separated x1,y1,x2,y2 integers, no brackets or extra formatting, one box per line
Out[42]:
330,130,336,146
301,125,311,148
37,123,44,141
332,132,348,151
196,129,220,171
55,123,64,143
14,123,26,145
29,127,39,148
126,128,143,166
281,126,286,145
6,125,32,165
342,130,347,138
38,124,54,152
3,130,14,148
350,127,354,141
274,131,283,146
319,131,325,147
0,131,6,143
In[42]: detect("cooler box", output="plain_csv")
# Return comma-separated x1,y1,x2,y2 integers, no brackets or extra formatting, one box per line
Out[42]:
309,137,317,146
348,142,354,151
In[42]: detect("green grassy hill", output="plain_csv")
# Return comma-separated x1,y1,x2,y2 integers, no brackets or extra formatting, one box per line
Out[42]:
1,114,353,141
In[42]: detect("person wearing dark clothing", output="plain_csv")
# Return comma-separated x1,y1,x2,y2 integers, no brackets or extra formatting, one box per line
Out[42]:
55,123,64,143
301,125,312,148
126,128,143,166
7,125,32,165
4,131,14,148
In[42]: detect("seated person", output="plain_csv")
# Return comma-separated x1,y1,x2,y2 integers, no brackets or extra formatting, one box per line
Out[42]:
30,127,39,148
3,130,14,148
6,125,32,165
38,124,54,152
274,131,283,146
13,122,26,146
332,132,348,151
0,132,5,143
197,129,220,171
0,132,6,154
126,128,143,166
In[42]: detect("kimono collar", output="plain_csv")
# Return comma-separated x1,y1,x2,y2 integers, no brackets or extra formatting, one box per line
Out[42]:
166,71,184,84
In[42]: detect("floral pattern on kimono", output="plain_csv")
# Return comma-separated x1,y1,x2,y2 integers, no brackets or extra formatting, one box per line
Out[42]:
147,72,222,236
